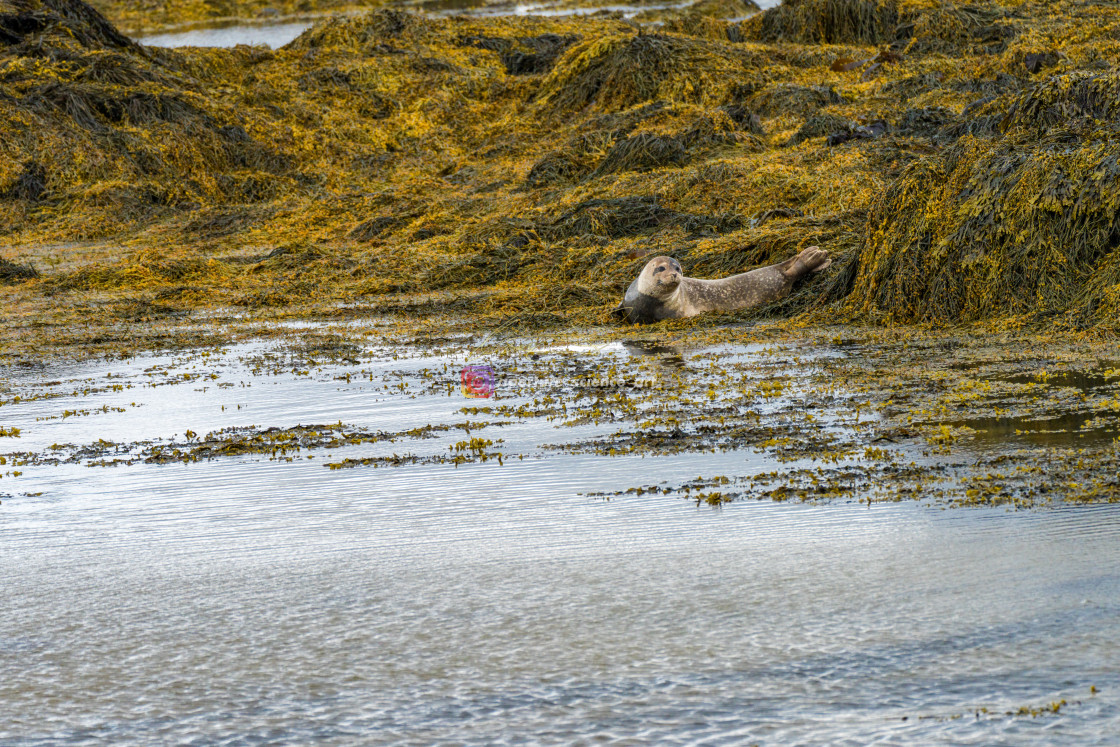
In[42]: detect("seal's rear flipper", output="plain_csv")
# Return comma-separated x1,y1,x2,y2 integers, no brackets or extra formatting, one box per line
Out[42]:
796,246,831,275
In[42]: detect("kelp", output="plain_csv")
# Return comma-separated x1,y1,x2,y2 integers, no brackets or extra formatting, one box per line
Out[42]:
589,117,753,177
525,130,614,187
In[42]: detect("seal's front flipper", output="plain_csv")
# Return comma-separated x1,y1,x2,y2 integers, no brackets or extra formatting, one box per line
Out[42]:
610,303,630,322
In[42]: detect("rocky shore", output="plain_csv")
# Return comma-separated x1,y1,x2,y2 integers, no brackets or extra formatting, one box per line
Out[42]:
2,0,1120,355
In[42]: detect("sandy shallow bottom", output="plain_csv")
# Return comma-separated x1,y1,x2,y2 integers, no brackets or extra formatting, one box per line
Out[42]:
2,328,1119,744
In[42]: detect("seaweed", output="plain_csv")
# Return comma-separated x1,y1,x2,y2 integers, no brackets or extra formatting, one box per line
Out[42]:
590,111,755,177
846,70,1120,326
686,0,761,19
825,118,885,146
525,130,613,187
717,103,763,134
460,32,578,75
0,255,39,282
543,196,743,240
747,0,899,45
6,0,1120,347
525,103,758,186
350,215,400,241
894,2,1019,55
1001,71,1120,135
894,106,956,139
748,83,845,118
878,73,944,102
421,238,528,289
180,206,277,239
2,161,47,201
746,0,1022,54
790,112,852,144
538,31,758,113
0,11,49,44
5,0,139,50
1023,51,1059,75
26,84,210,129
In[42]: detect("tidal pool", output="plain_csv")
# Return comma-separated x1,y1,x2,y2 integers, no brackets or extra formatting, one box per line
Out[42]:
135,0,774,48
138,20,317,48
2,330,1119,744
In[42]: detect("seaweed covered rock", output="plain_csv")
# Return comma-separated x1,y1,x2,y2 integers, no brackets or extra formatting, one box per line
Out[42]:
543,195,743,240
8,0,1120,335
791,112,853,144
748,83,845,118
745,0,1021,54
747,0,899,45
537,32,759,113
525,131,614,187
460,32,578,75
84,0,366,36
3,0,138,50
0,0,297,238
894,106,956,139
894,1,1019,55
847,71,1120,326
0,162,48,201
0,255,39,282
286,8,442,51
659,0,761,40
526,103,760,185
687,0,762,19
590,112,756,176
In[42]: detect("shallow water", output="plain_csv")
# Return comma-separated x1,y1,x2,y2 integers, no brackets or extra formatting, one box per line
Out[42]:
138,21,316,48
2,335,1119,744
136,0,777,48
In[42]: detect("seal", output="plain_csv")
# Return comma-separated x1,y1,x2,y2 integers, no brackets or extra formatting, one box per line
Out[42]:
612,246,831,324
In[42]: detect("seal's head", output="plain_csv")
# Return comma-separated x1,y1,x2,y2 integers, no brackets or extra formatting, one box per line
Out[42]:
611,255,686,324
638,256,683,298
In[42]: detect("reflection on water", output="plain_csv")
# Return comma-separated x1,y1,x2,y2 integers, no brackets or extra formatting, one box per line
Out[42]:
956,410,1120,447
1000,370,1120,391
622,338,685,367
955,367,1120,446
2,336,1120,744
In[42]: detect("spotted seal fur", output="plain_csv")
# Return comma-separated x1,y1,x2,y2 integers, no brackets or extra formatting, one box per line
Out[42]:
612,247,831,324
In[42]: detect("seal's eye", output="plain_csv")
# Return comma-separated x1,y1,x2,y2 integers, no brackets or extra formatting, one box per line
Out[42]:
653,266,664,274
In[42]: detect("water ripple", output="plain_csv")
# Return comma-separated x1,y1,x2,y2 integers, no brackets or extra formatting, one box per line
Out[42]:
3,339,1119,744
